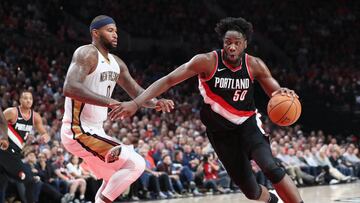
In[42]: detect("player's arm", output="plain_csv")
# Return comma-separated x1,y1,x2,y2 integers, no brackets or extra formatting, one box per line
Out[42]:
109,52,214,119
63,45,119,107
0,108,9,150
249,56,297,97
113,55,157,108
134,53,213,105
0,108,8,135
34,112,50,143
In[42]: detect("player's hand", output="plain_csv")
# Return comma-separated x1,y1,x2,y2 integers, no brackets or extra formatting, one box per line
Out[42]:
25,134,36,144
271,88,298,98
108,101,138,121
155,99,175,113
38,134,50,144
0,137,9,150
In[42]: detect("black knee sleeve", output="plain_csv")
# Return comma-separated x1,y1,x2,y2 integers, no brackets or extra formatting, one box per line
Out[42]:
264,166,286,184
243,183,262,200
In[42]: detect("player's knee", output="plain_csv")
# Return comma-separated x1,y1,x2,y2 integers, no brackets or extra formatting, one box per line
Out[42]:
130,153,145,178
263,164,286,183
242,186,262,200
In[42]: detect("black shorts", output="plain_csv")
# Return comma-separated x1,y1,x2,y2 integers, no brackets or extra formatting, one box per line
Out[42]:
205,114,280,196
0,148,32,183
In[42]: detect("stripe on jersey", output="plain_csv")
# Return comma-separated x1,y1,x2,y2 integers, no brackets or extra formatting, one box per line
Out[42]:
8,124,24,149
71,100,118,162
199,80,255,124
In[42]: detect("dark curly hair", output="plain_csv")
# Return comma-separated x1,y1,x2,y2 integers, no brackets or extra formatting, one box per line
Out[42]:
215,17,253,43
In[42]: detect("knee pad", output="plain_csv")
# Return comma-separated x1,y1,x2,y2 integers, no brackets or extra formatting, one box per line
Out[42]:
243,184,262,200
264,166,286,184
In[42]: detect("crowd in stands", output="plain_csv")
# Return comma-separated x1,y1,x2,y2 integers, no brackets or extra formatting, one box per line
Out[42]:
0,0,359,202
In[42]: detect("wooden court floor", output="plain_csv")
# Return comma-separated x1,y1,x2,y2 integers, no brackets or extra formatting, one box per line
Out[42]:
125,181,360,203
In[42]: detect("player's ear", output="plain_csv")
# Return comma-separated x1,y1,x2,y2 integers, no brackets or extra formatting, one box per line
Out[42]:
91,29,99,38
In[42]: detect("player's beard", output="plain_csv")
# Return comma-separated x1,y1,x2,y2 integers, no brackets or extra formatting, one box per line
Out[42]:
100,35,116,51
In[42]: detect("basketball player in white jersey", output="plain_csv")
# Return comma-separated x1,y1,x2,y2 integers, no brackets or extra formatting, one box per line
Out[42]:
61,15,174,203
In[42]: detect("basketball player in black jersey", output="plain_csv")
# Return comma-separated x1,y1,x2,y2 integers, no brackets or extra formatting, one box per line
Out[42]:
0,91,50,203
113,17,303,203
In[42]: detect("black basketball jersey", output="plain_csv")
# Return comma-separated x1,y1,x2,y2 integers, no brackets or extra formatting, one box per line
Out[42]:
7,107,34,153
199,49,257,130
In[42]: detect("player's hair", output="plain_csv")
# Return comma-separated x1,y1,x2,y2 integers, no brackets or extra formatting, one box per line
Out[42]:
215,17,253,43
19,90,33,98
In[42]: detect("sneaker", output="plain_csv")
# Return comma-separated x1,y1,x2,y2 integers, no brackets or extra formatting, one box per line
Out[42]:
269,189,284,203
61,193,73,203
329,179,340,184
158,191,167,199
192,188,203,196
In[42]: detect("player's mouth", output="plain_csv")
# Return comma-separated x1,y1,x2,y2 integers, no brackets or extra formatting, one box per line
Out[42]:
228,54,237,60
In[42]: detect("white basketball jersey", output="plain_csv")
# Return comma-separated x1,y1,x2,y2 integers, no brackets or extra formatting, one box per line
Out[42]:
63,48,120,128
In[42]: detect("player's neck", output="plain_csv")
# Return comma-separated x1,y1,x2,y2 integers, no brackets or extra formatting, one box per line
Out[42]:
92,42,109,60
19,106,31,115
223,52,242,68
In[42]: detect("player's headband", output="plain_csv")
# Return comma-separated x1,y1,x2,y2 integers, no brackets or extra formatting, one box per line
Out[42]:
90,17,116,31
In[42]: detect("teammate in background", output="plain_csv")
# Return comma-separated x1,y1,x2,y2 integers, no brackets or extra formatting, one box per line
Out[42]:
0,91,50,203
113,17,303,203
61,15,173,203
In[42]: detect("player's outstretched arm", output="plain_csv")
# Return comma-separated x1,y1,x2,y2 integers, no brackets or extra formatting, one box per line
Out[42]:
63,45,119,107
109,53,213,120
113,55,168,109
249,56,298,98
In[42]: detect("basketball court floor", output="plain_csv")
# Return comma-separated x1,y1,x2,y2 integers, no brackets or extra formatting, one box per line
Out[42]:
129,181,360,203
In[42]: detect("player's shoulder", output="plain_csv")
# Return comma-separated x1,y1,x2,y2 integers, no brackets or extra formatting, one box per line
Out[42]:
245,54,268,73
4,107,17,114
246,54,263,66
73,44,98,60
3,107,17,121
191,51,216,65
111,54,125,65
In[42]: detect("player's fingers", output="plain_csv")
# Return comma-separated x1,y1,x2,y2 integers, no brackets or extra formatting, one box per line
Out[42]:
169,100,175,109
158,102,166,112
280,89,286,96
155,106,162,111
165,103,171,112
109,106,123,119
110,107,124,121
271,89,280,97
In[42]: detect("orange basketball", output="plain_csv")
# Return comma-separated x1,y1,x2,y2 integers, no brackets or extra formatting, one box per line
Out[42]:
267,94,301,126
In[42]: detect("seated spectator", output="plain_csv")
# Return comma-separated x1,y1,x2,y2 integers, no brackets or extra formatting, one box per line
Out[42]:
202,153,229,194
157,154,186,195
52,148,86,202
316,145,351,183
66,155,87,202
139,145,175,199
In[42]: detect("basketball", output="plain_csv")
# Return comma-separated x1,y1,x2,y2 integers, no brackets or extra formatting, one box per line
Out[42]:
267,94,301,126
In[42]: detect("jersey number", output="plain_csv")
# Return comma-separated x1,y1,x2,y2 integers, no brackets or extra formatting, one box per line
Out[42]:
233,90,248,101
106,85,111,97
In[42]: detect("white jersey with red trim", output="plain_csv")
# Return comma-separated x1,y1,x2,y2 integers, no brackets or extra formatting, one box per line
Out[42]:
198,49,256,126
62,48,120,128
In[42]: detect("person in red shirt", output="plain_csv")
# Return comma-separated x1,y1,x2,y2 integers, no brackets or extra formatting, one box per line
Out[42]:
202,153,227,194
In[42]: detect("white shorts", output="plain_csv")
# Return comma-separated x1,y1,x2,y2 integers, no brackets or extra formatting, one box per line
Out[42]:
61,123,134,181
